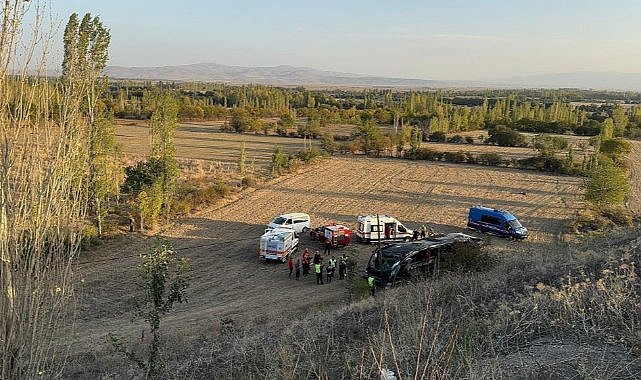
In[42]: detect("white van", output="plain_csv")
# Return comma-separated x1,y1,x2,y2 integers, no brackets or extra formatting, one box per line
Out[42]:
266,213,311,234
356,214,413,243
259,228,299,262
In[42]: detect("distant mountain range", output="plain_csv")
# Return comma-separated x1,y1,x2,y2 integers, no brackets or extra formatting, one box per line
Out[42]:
104,63,477,88
103,62,641,91
489,72,641,91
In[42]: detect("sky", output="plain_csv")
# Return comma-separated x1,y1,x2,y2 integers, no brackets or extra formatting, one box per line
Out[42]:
33,0,641,81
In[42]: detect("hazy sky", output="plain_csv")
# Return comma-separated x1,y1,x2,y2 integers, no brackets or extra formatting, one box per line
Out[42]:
42,0,641,80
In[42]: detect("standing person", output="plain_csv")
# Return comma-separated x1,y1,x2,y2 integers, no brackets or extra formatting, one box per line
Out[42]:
313,250,322,265
413,229,419,241
302,249,310,276
287,256,294,279
368,275,376,296
338,254,347,280
315,262,324,285
323,240,331,256
326,256,336,283
295,258,301,280
420,225,426,239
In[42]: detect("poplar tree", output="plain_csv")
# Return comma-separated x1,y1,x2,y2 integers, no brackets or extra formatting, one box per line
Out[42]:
2,3,90,378
149,91,179,220
62,12,117,237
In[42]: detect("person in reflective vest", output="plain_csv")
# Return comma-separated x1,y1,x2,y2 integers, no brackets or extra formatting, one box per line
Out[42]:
339,254,347,280
326,256,336,283
315,262,323,285
368,275,375,296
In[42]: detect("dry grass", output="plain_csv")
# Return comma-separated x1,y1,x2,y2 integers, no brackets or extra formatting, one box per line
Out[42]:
115,120,317,175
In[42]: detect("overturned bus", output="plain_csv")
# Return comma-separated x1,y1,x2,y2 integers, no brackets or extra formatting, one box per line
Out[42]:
365,233,482,284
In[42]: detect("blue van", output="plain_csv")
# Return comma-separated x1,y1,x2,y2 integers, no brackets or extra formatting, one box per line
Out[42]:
467,206,528,239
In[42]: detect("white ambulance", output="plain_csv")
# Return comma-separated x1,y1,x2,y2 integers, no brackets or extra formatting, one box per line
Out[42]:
259,228,299,262
356,214,413,243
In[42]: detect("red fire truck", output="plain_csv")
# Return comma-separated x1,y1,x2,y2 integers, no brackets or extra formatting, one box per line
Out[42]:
318,224,351,248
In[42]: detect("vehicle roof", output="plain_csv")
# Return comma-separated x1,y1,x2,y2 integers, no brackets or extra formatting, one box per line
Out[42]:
262,228,296,238
358,214,397,221
469,206,516,220
274,212,309,219
324,224,349,231
378,233,480,258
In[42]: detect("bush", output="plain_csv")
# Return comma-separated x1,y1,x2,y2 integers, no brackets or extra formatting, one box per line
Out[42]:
296,147,322,163
413,147,442,161
584,161,630,207
478,153,503,166
487,126,528,147
439,242,496,272
534,134,568,152
241,176,256,188
517,154,565,173
447,134,465,144
598,205,633,226
428,131,447,142
442,151,467,163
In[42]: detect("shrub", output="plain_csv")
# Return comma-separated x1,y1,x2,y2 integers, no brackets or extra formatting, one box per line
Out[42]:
413,147,442,161
447,134,465,144
533,134,568,152
428,131,447,142
439,242,496,272
241,176,256,188
518,154,565,173
442,151,467,163
487,126,528,147
584,162,630,207
598,205,633,226
478,153,503,166
296,147,322,163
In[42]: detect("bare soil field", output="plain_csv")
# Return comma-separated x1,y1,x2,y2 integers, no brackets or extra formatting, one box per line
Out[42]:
115,119,315,174
67,157,584,368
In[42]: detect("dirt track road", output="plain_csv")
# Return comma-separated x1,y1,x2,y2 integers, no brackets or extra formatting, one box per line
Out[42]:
68,158,583,354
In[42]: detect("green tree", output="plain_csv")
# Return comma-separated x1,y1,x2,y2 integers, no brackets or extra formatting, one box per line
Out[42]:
487,126,527,147
584,162,630,207
409,127,422,155
320,132,337,155
239,141,247,183
600,118,614,140
271,145,290,176
63,12,115,237
149,90,179,220
110,239,190,379
352,121,383,154
599,138,632,166
611,105,628,137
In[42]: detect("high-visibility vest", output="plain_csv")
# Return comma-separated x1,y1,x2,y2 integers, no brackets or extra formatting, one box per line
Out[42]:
315,263,321,274
368,276,375,288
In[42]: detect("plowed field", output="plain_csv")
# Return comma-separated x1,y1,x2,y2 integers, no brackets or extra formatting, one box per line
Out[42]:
69,157,584,356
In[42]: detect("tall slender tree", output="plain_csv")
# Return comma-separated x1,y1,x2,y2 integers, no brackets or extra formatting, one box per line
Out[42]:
62,12,116,237
2,3,90,378
148,90,179,220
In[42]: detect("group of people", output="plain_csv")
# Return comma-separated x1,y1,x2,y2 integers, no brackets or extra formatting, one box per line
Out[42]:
287,248,348,285
412,225,435,240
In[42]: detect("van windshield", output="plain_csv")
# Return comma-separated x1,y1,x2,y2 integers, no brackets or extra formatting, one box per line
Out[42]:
507,219,522,229
272,217,287,225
